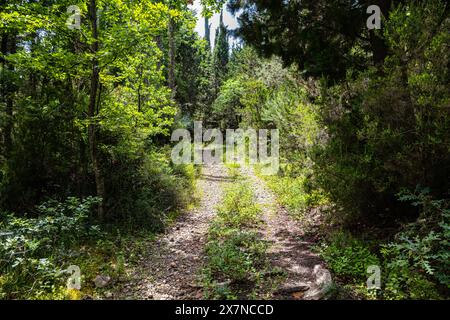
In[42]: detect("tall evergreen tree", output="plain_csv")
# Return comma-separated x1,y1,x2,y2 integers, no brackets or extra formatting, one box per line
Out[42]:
212,10,229,94
204,16,211,48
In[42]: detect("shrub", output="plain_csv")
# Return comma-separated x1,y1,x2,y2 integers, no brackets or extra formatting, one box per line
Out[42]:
104,148,197,230
264,174,327,219
215,183,261,228
314,0,450,223
317,231,379,282
0,197,100,299
380,189,449,299
205,229,267,283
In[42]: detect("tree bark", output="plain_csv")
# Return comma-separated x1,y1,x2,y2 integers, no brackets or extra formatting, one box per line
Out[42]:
168,16,176,99
88,0,105,220
1,33,8,153
369,0,392,65
1,33,16,157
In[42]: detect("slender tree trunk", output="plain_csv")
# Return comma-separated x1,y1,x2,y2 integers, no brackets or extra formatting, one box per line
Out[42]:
369,0,392,65
155,35,163,72
137,64,143,112
1,33,16,157
168,17,176,99
88,0,105,220
1,33,8,153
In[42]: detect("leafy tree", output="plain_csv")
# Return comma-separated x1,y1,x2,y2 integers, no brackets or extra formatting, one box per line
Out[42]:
0,0,193,220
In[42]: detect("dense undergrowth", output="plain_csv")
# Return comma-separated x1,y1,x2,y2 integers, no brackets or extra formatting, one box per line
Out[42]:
0,0,208,300
261,171,450,299
207,0,450,300
0,154,198,300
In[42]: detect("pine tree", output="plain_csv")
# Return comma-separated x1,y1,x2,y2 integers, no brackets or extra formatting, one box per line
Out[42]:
204,16,211,49
212,10,229,94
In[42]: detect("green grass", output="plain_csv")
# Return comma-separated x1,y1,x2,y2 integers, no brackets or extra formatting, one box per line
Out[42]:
314,231,379,283
202,171,275,299
254,165,328,220
224,163,242,181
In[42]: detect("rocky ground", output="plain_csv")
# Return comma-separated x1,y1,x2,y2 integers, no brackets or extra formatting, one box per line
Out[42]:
113,163,330,300
239,165,329,300
115,163,231,299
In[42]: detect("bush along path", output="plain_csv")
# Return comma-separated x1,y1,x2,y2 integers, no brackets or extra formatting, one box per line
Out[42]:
115,163,231,299
115,163,330,300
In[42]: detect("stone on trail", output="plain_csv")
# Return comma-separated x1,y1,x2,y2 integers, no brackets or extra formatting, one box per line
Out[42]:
94,275,111,288
303,265,333,300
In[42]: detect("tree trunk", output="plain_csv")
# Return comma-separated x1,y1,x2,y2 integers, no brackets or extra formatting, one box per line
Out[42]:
88,0,105,220
369,0,392,65
168,16,176,99
1,33,16,157
1,33,8,153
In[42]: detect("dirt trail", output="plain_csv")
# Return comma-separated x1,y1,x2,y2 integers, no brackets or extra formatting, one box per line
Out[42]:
116,163,326,300
239,166,326,300
117,163,231,299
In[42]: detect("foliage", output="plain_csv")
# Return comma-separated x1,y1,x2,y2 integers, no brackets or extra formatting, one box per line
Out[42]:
1,0,449,301
174,19,214,119
380,189,449,299
263,175,327,219
205,229,266,283
0,0,202,299
104,148,197,229
215,182,261,229
212,11,230,94
226,0,384,80
0,197,100,299
315,190,449,300
203,180,269,299
314,0,450,222
214,47,328,218
316,231,379,282
0,0,201,219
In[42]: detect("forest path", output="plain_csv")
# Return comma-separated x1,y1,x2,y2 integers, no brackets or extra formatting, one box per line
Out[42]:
116,163,231,299
115,163,326,300
239,166,327,300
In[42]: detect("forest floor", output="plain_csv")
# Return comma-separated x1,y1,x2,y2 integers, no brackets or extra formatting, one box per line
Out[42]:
114,163,327,300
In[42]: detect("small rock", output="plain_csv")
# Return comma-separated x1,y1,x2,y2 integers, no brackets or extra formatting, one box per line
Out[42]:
216,280,232,289
313,265,332,287
104,291,113,299
170,262,177,268
94,275,111,288
304,265,333,300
